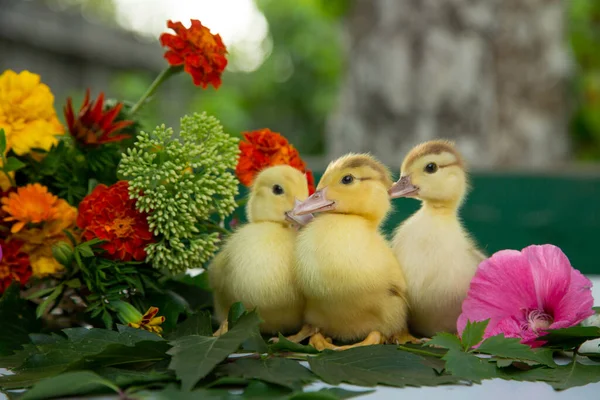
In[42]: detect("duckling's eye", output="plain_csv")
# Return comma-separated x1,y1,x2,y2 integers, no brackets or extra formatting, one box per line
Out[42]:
341,175,354,185
424,163,438,174
272,184,284,195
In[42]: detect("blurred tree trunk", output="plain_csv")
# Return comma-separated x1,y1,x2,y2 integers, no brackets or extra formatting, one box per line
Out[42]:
327,0,571,168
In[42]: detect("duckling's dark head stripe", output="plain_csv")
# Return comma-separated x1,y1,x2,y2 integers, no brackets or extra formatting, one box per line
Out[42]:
402,140,465,172
338,155,393,188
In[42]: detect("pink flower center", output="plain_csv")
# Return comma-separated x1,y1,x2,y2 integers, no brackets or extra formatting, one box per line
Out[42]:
525,309,554,333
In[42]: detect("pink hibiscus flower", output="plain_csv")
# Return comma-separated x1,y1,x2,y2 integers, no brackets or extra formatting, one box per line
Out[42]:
457,244,594,347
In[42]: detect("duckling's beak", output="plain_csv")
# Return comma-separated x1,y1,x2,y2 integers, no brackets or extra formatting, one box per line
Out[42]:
291,188,336,215
388,175,419,198
285,199,315,227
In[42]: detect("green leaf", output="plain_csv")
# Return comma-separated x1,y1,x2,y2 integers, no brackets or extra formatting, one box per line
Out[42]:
476,334,556,367
3,157,26,172
169,311,213,339
0,128,6,154
35,285,64,318
309,345,460,387
425,333,462,352
228,302,246,329
0,325,166,389
460,320,489,350
442,349,497,382
167,310,262,391
217,358,315,390
132,384,241,399
0,283,41,357
96,367,174,387
20,371,119,400
78,243,95,258
499,362,600,390
25,287,58,300
289,388,374,400
538,326,600,349
242,380,291,398
270,334,320,354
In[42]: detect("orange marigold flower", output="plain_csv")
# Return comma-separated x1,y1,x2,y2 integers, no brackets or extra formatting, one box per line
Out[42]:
0,239,32,294
159,19,228,88
2,184,77,277
77,181,154,262
236,129,314,193
64,89,133,146
2,184,62,233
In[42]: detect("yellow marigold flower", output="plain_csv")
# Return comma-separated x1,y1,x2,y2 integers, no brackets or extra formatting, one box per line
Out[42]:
129,306,165,336
2,183,77,277
0,70,64,155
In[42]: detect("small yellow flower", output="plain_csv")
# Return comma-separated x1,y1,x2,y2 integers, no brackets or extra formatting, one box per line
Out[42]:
0,70,64,156
129,306,166,336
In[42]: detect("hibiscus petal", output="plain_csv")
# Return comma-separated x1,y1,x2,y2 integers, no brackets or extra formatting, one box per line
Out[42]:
521,244,571,313
457,249,536,335
552,267,594,328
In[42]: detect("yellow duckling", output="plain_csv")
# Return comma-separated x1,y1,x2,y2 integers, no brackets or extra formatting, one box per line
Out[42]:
208,165,313,336
389,140,485,338
290,153,417,350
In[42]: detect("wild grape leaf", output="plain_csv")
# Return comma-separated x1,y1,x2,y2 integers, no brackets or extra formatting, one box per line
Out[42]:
0,325,166,389
538,326,600,350
498,362,600,390
168,312,213,339
442,349,497,382
475,334,556,367
19,371,118,400
95,367,174,387
133,384,241,399
308,345,460,387
460,320,489,350
289,388,374,400
217,358,315,390
0,283,41,356
242,380,291,398
425,333,462,351
228,302,247,328
204,376,250,388
270,334,319,355
167,311,262,391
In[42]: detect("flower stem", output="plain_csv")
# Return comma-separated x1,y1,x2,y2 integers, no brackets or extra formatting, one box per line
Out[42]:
129,65,183,116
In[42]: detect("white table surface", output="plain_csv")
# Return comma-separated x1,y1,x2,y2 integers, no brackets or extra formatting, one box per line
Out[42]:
2,277,600,400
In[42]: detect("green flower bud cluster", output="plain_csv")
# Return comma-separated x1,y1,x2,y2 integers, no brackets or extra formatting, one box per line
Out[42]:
118,112,239,273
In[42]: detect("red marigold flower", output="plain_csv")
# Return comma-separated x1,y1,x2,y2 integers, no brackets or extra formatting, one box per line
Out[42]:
64,89,133,146
77,181,154,262
0,239,32,294
235,129,314,192
305,170,316,195
159,19,228,88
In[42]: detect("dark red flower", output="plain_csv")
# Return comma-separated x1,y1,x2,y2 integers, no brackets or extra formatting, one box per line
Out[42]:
160,20,228,88
77,181,154,262
0,239,32,294
64,89,133,146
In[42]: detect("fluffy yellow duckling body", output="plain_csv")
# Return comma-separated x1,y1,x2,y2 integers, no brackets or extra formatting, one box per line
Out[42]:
291,154,415,350
389,140,485,338
209,165,312,336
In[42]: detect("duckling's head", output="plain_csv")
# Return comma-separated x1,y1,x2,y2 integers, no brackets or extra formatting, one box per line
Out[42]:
389,140,468,209
292,153,393,224
247,165,313,227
